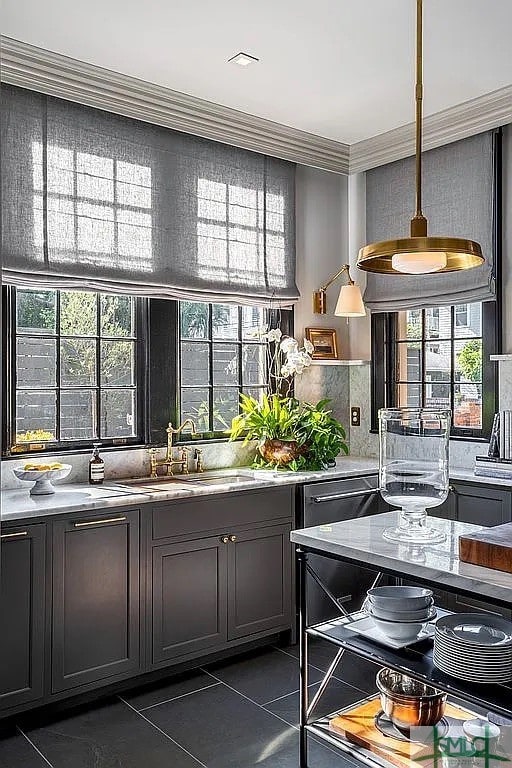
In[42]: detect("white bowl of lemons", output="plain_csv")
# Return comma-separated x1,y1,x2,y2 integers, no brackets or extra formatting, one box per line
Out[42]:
13,462,72,495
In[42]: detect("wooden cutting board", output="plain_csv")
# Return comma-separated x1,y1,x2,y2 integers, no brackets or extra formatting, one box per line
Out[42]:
329,697,478,768
459,523,512,573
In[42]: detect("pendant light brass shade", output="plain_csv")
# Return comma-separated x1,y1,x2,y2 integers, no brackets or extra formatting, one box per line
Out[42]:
357,0,484,276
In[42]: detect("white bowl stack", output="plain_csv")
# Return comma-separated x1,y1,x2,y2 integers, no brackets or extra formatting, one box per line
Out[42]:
365,586,436,643
433,613,512,683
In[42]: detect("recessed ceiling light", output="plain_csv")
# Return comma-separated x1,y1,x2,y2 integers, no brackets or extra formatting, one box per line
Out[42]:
228,52,259,67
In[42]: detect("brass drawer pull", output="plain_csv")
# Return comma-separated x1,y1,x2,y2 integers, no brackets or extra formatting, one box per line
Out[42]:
229,535,237,543
74,516,127,528
220,535,229,544
1,530,28,540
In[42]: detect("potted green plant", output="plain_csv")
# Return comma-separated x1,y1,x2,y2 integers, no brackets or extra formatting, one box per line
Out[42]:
230,329,348,470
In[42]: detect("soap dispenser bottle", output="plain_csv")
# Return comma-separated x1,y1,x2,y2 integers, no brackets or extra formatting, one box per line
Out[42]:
89,442,105,485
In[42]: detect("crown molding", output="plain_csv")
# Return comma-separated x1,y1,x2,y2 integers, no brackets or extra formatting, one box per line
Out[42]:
1,36,510,177
0,36,350,174
349,84,512,173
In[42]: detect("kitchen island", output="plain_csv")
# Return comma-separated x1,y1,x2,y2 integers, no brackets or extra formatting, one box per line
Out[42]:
291,511,512,768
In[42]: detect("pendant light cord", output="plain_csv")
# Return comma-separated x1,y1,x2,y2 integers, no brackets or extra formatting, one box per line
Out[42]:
411,0,427,237
415,0,423,218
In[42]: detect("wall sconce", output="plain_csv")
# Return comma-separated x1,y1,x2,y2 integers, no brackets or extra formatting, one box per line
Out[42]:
313,264,366,317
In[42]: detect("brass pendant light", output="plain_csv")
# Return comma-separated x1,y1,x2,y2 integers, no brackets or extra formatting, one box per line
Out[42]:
357,0,484,275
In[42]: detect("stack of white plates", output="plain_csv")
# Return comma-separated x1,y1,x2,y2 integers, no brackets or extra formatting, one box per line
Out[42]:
433,613,512,683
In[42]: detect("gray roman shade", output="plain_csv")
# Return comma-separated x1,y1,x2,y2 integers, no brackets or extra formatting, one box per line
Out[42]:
1,85,299,307
363,130,496,312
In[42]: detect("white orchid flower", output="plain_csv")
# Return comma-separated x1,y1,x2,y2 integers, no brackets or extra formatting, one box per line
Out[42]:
280,337,298,354
267,328,282,343
304,338,314,354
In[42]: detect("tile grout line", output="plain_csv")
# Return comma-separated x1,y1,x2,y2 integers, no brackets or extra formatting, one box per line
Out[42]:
261,679,336,707
139,682,221,711
119,696,208,768
201,668,359,764
17,726,55,768
273,645,368,691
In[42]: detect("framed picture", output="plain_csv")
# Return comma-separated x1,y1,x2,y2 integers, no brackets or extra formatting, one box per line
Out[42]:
305,327,339,360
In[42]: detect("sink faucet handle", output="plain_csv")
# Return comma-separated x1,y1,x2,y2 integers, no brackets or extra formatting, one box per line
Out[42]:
180,447,191,474
148,447,158,478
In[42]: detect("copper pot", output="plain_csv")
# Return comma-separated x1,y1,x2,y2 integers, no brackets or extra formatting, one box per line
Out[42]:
376,668,447,734
258,438,308,466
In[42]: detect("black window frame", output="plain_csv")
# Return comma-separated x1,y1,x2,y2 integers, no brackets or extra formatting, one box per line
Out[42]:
371,300,499,441
2,285,146,455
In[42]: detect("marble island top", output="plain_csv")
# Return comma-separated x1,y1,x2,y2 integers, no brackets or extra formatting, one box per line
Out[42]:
291,511,512,606
1,457,380,523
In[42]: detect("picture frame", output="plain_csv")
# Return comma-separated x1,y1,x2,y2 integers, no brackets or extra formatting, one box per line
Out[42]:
305,327,339,360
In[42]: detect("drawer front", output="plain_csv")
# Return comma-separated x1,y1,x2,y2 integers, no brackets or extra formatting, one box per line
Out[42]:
152,486,294,540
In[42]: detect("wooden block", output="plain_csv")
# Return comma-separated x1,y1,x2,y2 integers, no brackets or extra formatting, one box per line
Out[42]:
459,523,512,574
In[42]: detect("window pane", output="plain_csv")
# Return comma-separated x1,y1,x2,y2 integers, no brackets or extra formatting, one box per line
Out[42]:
425,340,451,382
100,295,134,337
425,383,450,409
16,337,56,388
16,289,56,334
212,304,238,340
180,302,209,339
61,390,97,440
181,342,209,385
455,302,482,338
454,383,482,428
61,339,97,386
242,306,266,339
455,339,482,382
101,340,135,386
213,388,238,431
398,310,421,341
242,344,267,386
60,291,97,336
395,342,422,383
396,383,421,408
101,389,136,437
16,390,56,440
213,343,238,385
427,306,451,339
180,387,210,432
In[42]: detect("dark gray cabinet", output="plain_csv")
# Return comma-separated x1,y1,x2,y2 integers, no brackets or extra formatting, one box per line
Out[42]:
51,510,140,693
227,524,292,640
0,524,46,710
152,536,227,664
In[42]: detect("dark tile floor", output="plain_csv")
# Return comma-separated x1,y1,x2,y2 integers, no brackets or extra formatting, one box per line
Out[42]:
0,640,379,768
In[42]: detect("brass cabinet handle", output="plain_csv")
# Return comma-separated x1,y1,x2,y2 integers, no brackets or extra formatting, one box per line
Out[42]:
229,535,237,543
1,530,28,540
74,516,127,528
220,535,229,544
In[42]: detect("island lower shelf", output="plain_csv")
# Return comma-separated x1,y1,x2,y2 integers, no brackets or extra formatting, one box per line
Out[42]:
308,613,512,719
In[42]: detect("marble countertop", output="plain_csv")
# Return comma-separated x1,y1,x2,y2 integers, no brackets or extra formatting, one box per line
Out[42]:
291,510,512,605
1,458,380,523
449,466,512,487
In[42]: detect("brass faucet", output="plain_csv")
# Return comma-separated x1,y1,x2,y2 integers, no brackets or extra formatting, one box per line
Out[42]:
149,420,197,478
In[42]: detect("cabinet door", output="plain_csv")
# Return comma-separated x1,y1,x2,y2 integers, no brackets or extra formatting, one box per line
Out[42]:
152,536,227,665
454,483,511,527
227,524,292,640
453,483,512,618
0,524,45,710
52,510,140,693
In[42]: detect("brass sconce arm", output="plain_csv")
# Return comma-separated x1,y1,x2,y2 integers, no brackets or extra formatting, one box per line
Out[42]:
313,264,365,316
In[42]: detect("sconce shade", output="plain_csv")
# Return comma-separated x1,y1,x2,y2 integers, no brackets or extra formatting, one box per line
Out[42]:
334,284,366,317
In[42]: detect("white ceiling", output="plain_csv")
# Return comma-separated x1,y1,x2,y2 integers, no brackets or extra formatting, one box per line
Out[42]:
3,0,512,144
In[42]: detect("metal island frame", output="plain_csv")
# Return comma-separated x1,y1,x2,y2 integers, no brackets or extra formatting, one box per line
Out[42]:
290,510,512,768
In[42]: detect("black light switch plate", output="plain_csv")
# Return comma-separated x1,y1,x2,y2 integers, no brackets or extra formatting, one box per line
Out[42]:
351,407,361,427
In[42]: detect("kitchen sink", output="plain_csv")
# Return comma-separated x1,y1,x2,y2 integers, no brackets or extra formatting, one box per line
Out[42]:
118,469,267,491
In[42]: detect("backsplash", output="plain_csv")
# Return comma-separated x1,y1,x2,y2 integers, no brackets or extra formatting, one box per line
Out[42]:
1,440,257,490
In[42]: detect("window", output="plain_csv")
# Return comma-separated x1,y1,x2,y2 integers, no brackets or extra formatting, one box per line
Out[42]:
178,302,271,435
372,301,498,439
7,287,140,451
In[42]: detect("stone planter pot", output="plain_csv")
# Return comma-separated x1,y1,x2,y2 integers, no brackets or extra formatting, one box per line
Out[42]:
258,438,308,466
